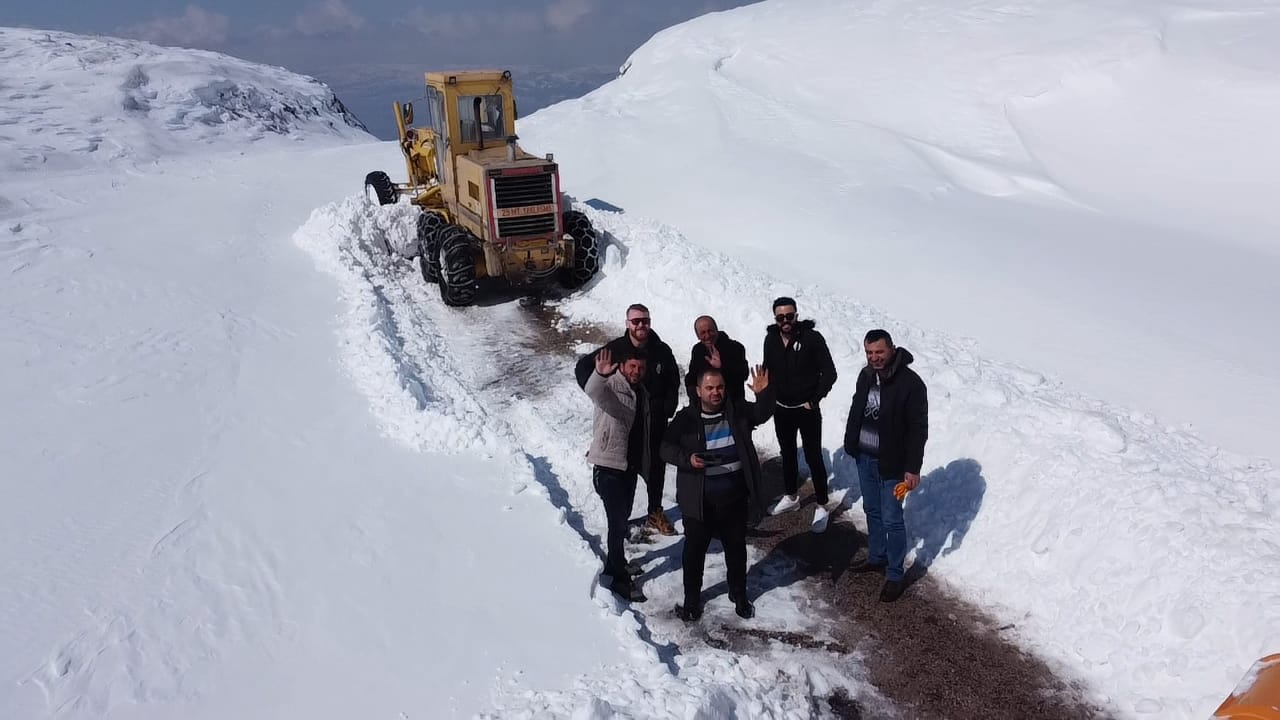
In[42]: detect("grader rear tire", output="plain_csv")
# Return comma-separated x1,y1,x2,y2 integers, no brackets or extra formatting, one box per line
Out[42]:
417,211,447,283
436,226,477,307
559,210,599,288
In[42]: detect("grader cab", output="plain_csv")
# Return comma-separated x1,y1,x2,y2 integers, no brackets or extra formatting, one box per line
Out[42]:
363,69,599,306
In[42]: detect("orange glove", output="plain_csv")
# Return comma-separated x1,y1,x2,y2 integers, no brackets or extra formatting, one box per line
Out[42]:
893,482,910,502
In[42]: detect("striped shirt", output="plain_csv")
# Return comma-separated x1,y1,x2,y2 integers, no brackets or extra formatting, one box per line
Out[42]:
702,411,746,498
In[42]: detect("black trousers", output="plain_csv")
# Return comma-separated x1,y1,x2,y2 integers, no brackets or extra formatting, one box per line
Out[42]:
593,466,638,579
682,491,749,606
645,417,668,514
774,405,829,504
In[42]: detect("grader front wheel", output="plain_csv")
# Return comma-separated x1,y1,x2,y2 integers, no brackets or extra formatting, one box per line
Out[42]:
364,171,397,206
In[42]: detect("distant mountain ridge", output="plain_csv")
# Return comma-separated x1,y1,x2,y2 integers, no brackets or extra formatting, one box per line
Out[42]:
0,26,372,173
310,63,618,140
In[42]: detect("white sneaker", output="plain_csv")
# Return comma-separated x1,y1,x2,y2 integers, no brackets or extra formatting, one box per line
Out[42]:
771,494,800,515
811,506,829,533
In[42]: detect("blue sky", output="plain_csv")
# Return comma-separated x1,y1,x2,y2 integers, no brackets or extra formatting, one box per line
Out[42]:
1,1,751,136
0,1,748,69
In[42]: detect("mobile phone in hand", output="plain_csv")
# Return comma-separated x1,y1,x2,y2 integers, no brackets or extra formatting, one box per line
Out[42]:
696,451,728,466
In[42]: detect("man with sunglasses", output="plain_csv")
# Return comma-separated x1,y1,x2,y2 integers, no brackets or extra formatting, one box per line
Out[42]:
575,303,682,536
761,296,838,532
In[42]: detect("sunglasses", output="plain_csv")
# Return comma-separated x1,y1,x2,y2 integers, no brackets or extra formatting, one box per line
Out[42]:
628,317,651,326
775,312,796,323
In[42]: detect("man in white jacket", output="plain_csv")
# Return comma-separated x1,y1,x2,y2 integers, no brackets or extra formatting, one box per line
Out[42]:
583,346,651,602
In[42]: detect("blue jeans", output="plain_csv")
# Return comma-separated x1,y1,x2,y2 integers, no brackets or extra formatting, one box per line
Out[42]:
856,455,906,581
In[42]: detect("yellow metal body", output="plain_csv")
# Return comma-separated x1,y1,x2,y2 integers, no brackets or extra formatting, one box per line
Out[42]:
1216,655,1280,720
389,70,570,282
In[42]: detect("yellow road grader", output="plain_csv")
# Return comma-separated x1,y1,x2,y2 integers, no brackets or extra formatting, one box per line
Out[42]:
363,69,599,306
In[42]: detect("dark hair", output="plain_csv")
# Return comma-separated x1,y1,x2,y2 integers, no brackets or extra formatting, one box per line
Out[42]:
772,296,796,311
864,328,894,347
626,303,650,315
696,367,724,385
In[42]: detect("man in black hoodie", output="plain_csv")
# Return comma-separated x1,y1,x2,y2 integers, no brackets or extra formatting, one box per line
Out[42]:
762,296,838,532
842,328,928,603
684,315,749,405
575,303,682,535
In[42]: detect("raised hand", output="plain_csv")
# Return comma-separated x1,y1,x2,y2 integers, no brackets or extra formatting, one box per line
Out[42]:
708,346,722,369
594,348,618,376
749,364,769,394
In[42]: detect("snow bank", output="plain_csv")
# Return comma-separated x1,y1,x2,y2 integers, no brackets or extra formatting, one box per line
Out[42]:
548,204,1280,719
517,0,1280,464
0,27,371,174
311,184,1277,717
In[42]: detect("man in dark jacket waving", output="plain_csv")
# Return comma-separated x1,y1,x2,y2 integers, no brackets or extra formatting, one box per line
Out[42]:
683,315,749,404
762,296,838,532
843,328,928,603
575,303,682,535
662,364,774,621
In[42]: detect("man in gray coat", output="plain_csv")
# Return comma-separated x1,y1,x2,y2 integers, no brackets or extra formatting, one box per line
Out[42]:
583,345,651,603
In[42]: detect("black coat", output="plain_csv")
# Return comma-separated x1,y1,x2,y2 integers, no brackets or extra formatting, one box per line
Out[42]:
761,320,837,408
842,347,928,480
574,330,681,422
660,388,775,523
683,331,749,404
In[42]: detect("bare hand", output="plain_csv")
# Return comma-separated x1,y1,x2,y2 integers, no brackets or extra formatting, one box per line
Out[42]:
594,348,617,376
749,364,769,395
708,346,722,369
802,402,812,410
904,472,920,490
690,453,706,470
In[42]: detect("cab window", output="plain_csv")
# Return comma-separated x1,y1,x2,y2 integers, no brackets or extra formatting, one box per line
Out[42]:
457,94,506,143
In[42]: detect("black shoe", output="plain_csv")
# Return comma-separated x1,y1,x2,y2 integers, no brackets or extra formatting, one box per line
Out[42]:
727,589,755,619
675,602,702,622
611,579,647,603
850,559,887,574
625,559,644,576
879,580,905,603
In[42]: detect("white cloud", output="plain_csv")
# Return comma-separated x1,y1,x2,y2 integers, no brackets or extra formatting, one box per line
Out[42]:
544,0,596,31
294,0,366,36
123,5,230,48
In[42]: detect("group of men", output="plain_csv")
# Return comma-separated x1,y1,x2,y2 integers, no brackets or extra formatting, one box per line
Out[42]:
575,296,928,619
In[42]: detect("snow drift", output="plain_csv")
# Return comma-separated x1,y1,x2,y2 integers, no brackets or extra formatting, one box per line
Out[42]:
513,0,1280,717
6,6,1280,720
518,0,1280,463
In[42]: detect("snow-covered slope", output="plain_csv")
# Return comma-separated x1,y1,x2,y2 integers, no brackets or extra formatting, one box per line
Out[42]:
0,27,369,174
519,0,1280,463
510,0,1280,716
0,29,631,720
6,10,1280,720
